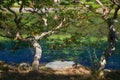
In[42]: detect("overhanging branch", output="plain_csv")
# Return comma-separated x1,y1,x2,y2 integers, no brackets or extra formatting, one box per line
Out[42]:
15,18,65,42
17,0,24,23
34,18,66,40
96,0,105,9
113,6,120,19
5,7,18,23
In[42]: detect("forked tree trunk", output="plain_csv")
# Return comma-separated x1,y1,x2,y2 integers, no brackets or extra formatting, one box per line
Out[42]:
99,19,117,78
32,40,42,71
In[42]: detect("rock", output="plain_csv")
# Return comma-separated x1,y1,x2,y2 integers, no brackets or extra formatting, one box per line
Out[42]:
45,61,75,70
18,63,30,73
0,61,6,65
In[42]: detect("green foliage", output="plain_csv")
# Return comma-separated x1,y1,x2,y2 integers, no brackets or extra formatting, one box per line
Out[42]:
0,0,112,40
30,0,54,8
60,0,73,5
0,12,17,38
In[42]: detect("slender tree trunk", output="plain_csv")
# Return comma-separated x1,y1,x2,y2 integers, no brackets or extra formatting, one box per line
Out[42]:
32,40,42,71
99,19,117,78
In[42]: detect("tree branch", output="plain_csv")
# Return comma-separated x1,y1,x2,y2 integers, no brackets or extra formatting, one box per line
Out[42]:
34,18,66,40
15,32,34,42
14,18,65,42
5,7,18,23
113,6,120,19
17,0,24,23
96,0,105,9
96,0,111,19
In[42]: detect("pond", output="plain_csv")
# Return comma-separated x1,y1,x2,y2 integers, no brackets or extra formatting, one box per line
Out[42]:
0,45,120,70
0,39,120,70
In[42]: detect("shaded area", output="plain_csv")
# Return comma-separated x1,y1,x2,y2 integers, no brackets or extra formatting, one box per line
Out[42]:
0,61,120,80
0,61,91,80
1,72,120,80
105,71,120,80
0,71,91,80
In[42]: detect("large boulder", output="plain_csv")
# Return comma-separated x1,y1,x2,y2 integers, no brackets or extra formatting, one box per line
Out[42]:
45,61,75,70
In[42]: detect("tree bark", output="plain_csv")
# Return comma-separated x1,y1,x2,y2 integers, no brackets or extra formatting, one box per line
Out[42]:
99,19,117,78
31,18,65,71
32,39,42,71
95,0,120,78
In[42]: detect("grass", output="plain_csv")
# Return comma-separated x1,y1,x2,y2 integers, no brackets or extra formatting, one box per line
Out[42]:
0,35,108,49
0,36,11,42
79,37,107,43
45,34,108,53
47,34,71,40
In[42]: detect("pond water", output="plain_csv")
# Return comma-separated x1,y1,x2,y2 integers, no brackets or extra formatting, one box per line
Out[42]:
0,46,120,70
0,39,120,69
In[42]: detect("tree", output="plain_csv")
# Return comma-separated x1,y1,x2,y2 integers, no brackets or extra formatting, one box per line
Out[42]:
69,0,119,78
57,0,120,78
95,0,119,78
0,0,65,71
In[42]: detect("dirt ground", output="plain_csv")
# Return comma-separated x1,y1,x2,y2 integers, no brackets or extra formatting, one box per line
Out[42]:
0,61,120,80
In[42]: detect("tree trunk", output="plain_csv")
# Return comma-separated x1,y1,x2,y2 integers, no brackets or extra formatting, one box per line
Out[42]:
30,19,65,71
32,40,42,71
99,19,117,78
